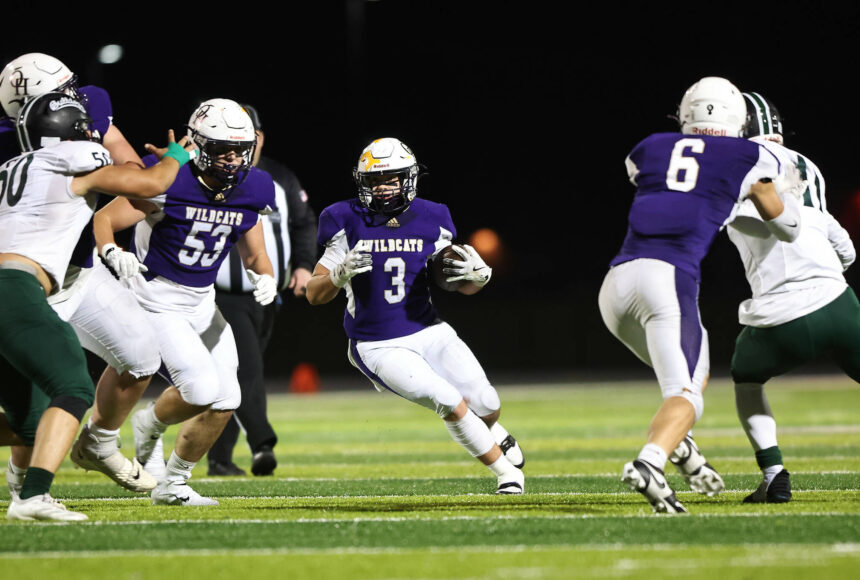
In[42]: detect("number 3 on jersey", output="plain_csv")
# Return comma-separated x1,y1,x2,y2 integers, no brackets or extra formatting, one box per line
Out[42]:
666,138,704,192
178,221,232,267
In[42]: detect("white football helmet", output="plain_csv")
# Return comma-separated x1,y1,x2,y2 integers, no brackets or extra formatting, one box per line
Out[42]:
678,77,747,137
187,98,256,189
0,53,81,118
353,137,420,215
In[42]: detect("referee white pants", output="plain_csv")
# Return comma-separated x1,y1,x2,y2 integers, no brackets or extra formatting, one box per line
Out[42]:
598,259,709,400
348,322,501,419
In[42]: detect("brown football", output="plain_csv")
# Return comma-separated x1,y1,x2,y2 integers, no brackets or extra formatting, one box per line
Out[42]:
431,244,466,292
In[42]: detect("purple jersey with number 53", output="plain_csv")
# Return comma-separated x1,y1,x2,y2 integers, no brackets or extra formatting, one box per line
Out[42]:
609,132,781,280
135,155,275,287
317,198,456,341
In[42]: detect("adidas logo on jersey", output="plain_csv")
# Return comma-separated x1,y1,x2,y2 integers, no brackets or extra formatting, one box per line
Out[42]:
386,218,400,228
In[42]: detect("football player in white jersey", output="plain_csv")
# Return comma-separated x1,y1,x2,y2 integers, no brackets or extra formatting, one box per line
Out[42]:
728,92,858,503
1,53,169,497
0,92,195,521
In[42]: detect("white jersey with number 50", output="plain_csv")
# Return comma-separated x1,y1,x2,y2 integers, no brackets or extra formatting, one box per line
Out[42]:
0,141,106,290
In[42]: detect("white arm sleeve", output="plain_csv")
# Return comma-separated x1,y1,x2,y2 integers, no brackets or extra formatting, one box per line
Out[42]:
825,211,856,270
764,194,801,242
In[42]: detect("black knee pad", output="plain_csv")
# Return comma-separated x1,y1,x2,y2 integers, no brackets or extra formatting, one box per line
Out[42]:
49,395,92,422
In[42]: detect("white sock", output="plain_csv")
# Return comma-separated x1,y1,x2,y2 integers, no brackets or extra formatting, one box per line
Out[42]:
7,457,25,476
638,443,668,471
735,383,778,450
487,454,518,478
146,405,169,433
763,464,784,487
489,422,510,445
166,450,196,482
445,410,495,458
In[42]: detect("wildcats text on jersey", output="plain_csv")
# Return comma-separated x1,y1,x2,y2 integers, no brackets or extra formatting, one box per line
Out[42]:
185,206,244,226
358,238,424,253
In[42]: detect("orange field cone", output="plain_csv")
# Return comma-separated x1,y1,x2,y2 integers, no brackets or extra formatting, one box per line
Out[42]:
289,362,320,393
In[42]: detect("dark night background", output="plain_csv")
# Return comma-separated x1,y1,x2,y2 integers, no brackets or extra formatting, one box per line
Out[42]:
5,2,860,388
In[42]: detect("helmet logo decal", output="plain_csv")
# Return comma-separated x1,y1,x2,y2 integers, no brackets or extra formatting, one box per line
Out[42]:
193,104,213,125
707,104,714,115
48,96,86,113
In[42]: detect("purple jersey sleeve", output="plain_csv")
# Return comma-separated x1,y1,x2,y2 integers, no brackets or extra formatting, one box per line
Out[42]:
318,198,457,341
79,86,113,141
610,132,780,280
137,157,276,287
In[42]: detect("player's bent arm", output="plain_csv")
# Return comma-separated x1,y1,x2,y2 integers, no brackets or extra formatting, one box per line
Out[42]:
236,221,275,277
306,264,341,305
747,180,800,242
102,124,145,169
93,197,155,254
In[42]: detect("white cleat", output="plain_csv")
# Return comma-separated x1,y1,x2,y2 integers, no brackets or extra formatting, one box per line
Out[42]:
71,425,157,493
6,459,23,501
621,460,687,514
132,403,162,466
7,493,88,522
143,436,167,482
151,479,219,506
670,436,725,497
495,467,524,495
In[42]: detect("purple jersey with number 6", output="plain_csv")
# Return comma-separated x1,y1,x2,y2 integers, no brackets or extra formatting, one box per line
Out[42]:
317,198,456,341
134,155,275,287
609,132,781,280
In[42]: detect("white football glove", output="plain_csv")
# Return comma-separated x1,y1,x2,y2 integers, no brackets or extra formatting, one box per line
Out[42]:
245,269,278,305
330,247,373,288
102,243,148,279
773,163,807,201
443,244,492,287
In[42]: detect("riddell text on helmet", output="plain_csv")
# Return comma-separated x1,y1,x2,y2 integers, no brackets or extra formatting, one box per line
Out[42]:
691,127,727,136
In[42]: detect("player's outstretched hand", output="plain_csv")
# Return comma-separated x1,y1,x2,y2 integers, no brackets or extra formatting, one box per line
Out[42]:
144,130,198,166
330,247,373,288
443,244,492,287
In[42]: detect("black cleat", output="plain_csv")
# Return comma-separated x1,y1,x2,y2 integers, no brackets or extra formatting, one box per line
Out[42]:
207,461,247,476
743,469,792,503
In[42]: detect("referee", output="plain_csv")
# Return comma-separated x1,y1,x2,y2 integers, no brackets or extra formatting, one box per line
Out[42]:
207,104,317,476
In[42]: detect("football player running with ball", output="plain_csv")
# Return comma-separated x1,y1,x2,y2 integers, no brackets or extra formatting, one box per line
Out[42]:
306,138,525,495
599,77,805,513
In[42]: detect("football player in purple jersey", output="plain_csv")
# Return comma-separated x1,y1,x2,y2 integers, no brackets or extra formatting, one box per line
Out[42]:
598,77,804,513
0,53,174,497
92,99,277,506
306,138,525,495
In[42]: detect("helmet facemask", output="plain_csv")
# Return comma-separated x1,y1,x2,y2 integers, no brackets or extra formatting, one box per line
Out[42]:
190,132,256,187
354,165,419,216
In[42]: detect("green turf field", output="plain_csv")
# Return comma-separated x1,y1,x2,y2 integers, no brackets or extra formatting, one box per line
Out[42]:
1,375,858,579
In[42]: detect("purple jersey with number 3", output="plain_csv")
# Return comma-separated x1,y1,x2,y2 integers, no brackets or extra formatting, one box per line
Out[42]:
318,198,456,341
135,156,275,287
609,132,781,280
